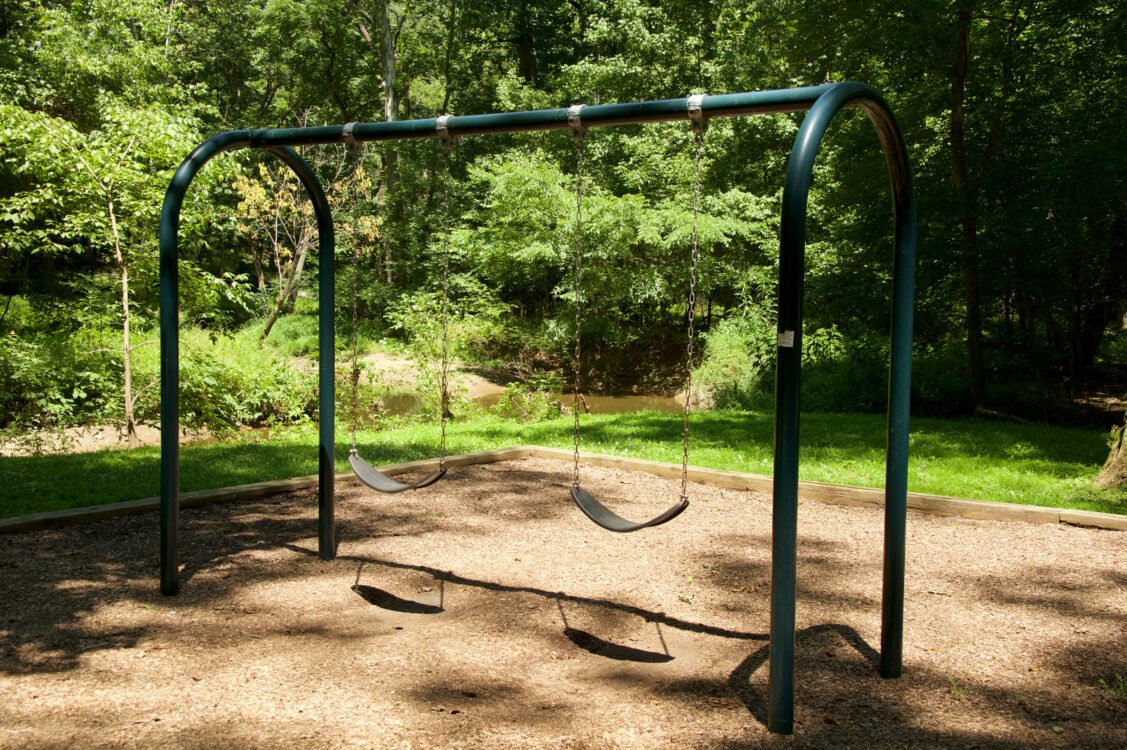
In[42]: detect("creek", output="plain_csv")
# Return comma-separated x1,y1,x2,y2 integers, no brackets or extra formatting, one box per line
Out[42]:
380,392,686,416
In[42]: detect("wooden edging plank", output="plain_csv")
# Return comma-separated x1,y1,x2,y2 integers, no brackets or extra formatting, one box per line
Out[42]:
523,445,1123,530
1,443,1123,533
0,445,529,534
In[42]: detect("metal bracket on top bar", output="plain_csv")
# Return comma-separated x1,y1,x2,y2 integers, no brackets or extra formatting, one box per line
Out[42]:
435,115,459,150
342,121,362,158
687,94,708,135
568,104,586,142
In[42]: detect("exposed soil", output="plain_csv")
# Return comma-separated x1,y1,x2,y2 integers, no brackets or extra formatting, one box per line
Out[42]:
357,352,506,400
0,423,214,458
1,458,1125,749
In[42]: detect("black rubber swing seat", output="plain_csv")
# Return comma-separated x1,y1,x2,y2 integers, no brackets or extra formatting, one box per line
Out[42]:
570,486,689,533
349,450,446,494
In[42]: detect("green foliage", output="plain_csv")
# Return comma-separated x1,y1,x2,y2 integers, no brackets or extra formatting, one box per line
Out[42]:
694,308,776,410
386,278,511,362
1099,673,1127,702
492,374,568,423
250,313,321,358
0,323,124,431
1,0,1124,471
177,329,317,429
946,676,967,701
0,321,316,433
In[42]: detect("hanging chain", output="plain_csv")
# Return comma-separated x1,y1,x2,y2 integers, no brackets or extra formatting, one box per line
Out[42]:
571,139,585,489
439,147,452,470
681,132,703,501
350,215,361,453
347,133,363,455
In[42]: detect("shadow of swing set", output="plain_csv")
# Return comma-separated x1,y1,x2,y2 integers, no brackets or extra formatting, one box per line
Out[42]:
157,83,917,735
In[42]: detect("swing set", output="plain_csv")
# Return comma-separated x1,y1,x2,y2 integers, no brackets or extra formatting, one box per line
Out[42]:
157,82,917,735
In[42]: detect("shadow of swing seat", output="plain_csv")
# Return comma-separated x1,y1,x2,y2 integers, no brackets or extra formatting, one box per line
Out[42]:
351,584,444,614
564,627,673,663
349,450,446,494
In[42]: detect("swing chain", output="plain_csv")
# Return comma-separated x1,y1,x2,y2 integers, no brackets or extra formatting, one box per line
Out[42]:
570,106,586,488
681,130,703,500
346,124,363,454
439,139,453,469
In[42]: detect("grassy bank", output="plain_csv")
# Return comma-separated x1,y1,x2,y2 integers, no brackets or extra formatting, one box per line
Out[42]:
1,410,1122,519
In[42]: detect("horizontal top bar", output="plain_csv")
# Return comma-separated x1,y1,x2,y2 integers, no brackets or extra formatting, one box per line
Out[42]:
244,84,844,149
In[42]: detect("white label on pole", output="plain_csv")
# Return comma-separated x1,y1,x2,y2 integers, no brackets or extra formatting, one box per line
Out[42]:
777,330,795,348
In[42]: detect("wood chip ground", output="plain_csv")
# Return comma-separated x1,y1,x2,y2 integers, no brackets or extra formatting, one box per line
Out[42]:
2,457,1125,748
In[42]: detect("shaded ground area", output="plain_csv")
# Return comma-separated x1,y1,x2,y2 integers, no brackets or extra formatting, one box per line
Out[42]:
1,458,1125,748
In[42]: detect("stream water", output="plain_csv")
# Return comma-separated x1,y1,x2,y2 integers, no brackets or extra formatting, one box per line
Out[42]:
381,392,685,416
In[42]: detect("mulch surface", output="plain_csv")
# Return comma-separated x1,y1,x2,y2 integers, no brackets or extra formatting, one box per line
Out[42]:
1,457,1125,749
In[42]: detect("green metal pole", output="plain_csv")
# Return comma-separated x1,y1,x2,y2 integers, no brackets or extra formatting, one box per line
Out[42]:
159,138,336,595
160,131,249,596
224,86,839,150
260,145,337,561
769,83,916,733
880,134,917,681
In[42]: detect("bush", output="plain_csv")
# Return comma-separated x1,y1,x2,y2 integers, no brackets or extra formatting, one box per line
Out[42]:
386,278,512,362
491,374,568,422
0,321,319,434
695,317,977,416
250,313,321,358
177,328,317,429
0,327,121,429
693,308,777,410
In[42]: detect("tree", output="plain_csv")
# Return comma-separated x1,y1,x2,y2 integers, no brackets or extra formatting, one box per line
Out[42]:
233,145,378,341
1094,414,1126,489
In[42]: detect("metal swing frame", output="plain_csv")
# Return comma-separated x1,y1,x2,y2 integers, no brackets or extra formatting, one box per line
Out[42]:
157,81,916,735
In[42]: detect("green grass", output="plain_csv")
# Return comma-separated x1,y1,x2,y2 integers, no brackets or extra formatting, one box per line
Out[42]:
1,410,1123,519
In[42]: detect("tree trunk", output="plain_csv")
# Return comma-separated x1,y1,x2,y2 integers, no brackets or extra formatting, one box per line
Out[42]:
375,0,399,124
260,229,313,341
950,6,988,406
515,6,537,84
251,235,265,290
1094,414,1126,489
108,195,139,449
362,0,402,285
441,0,457,113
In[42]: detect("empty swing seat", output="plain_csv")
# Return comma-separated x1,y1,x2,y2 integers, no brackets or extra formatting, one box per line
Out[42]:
570,486,689,533
349,450,446,494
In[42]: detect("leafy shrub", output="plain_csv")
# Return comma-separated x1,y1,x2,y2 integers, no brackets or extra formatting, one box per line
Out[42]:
0,326,123,429
177,329,317,429
0,294,33,333
0,332,75,428
386,278,511,377
693,304,779,410
335,358,401,434
492,373,568,422
697,316,983,416
250,313,321,358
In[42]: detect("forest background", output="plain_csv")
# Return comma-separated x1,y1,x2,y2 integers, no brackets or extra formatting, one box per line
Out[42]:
0,0,1125,496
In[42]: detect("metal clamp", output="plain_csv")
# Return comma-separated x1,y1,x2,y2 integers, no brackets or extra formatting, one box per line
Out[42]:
568,104,586,142
342,121,362,158
687,94,707,135
435,114,459,150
